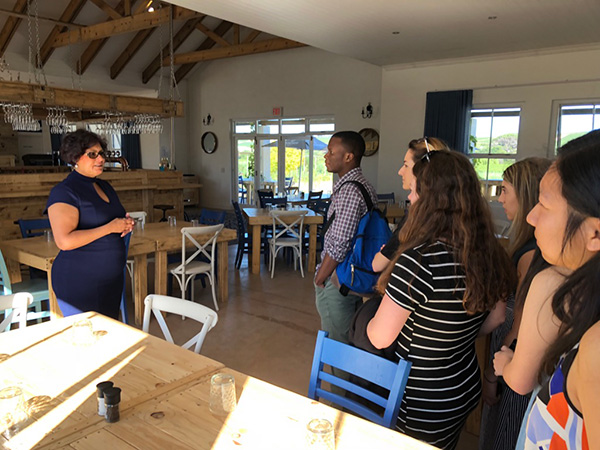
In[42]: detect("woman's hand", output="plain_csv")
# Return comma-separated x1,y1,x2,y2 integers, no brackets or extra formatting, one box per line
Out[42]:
493,345,514,376
482,366,500,406
108,216,135,237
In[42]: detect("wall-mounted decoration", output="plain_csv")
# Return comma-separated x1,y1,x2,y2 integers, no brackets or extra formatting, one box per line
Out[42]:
201,131,218,154
359,128,379,157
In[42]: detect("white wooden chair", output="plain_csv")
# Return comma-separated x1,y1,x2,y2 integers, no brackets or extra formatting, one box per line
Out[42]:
142,294,218,354
125,211,147,298
0,292,33,331
268,209,307,279
167,224,223,311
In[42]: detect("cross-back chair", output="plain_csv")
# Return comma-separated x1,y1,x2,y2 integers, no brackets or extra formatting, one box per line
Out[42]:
167,224,224,311
142,294,218,354
268,209,307,279
0,292,33,331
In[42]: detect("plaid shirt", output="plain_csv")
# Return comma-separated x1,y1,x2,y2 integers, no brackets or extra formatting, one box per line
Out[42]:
320,167,377,267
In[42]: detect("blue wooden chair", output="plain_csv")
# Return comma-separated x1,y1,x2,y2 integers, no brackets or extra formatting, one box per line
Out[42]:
377,193,395,205
256,189,274,208
0,249,50,324
238,176,248,203
232,201,269,269
17,218,51,238
120,232,131,325
199,209,226,225
263,197,287,209
308,330,411,429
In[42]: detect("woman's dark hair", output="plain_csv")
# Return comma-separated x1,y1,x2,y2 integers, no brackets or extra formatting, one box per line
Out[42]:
407,137,449,162
540,132,600,377
377,150,517,313
60,129,107,165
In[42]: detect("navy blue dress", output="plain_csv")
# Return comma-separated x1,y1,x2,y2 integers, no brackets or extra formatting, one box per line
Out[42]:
46,170,126,319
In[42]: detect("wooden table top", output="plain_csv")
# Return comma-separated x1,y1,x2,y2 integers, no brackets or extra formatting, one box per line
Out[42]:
134,222,237,252
242,207,323,226
0,313,224,449
58,367,435,450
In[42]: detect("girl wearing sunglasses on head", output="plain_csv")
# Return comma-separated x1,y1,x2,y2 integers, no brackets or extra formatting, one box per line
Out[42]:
367,149,516,449
46,130,135,319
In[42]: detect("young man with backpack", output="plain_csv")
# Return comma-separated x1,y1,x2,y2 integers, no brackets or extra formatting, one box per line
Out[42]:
314,131,379,344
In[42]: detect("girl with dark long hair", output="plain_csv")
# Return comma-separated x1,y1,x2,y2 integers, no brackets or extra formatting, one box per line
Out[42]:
367,149,516,449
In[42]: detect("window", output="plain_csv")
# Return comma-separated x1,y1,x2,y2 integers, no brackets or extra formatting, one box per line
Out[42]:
469,107,520,182
233,117,334,203
555,103,600,150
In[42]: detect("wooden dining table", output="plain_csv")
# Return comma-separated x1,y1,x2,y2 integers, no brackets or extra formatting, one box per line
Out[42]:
242,207,324,275
0,313,435,450
0,222,237,325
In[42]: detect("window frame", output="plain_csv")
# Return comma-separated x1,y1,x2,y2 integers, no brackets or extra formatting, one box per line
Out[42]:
550,98,600,155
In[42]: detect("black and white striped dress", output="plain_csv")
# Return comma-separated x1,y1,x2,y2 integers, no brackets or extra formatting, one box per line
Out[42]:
385,241,487,450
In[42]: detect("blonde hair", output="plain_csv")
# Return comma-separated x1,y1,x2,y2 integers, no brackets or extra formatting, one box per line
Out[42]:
407,137,449,161
503,157,552,257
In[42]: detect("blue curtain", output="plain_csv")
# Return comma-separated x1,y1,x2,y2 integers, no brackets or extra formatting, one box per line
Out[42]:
423,90,473,153
50,133,63,165
121,132,142,169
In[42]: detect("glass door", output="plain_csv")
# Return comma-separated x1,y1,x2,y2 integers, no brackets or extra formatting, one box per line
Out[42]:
284,137,309,196
235,138,254,204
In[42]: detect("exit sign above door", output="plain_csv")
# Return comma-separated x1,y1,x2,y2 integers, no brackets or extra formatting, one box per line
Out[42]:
272,107,283,116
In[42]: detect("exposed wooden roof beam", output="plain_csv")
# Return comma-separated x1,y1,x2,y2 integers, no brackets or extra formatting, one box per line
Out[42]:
233,24,239,45
195,22,230,47
0,0,27,58
243,30,261,44
53,6,200,47
141,16,204,84
168,38,305,65
124,0,131,16
174,20,233,84
0,79,183,117
76,0,129,76
110,28,155,79
39,0,87,66
0,5,84,28
88,0,122,21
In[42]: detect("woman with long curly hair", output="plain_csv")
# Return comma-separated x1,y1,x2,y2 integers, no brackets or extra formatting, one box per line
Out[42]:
366,149,516,449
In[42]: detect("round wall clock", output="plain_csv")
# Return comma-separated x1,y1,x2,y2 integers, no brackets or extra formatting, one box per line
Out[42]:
201,131,218,154
359,128,379,157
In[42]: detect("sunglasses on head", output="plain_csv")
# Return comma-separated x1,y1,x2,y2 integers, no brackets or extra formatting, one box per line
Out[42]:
84,150,106,159
420,137,433,162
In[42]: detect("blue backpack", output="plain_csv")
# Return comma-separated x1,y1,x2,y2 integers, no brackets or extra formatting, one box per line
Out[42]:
330,181,392,296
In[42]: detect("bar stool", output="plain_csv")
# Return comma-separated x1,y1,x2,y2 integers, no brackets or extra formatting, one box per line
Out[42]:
154,204,174,222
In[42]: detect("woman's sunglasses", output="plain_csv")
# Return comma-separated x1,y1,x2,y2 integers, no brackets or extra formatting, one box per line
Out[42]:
84,150,106,159
420,137,433,162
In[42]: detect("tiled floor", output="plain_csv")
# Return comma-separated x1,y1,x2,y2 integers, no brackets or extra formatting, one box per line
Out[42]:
131,245,479,449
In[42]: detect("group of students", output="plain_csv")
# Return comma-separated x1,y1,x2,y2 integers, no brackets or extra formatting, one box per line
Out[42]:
323,131,599,449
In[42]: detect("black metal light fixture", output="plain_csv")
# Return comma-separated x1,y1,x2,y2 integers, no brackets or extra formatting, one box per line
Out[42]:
202,113,212,126
361,102,373,119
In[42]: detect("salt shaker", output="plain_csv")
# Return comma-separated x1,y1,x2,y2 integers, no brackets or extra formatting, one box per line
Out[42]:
96,381,114,416
104,387,121,423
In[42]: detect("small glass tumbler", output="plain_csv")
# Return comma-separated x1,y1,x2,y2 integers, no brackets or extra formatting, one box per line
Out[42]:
135,218,144,231
209,373,236,415
168,216,177,227
0,386,25,438
191,219,200,227
71,319,94,346
306,418,335,449
44,229,53,242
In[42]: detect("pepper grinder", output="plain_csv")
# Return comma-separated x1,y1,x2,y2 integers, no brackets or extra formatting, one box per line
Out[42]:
104,387,122,423
96,381,114,416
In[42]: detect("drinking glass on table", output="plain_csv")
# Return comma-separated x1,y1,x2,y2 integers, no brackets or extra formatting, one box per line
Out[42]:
191,219,200,227
306,418,335,449
71,319,95,346
168,216,177,227
0,386,26,439
209,373,236,415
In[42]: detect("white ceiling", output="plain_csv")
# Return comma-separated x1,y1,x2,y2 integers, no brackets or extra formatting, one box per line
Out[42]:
169,0,600,66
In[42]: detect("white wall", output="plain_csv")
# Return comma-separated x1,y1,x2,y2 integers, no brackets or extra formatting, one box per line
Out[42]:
186,46,383,209
379,45,600,201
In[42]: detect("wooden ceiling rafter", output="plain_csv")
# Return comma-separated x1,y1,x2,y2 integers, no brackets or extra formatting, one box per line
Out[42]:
52,5,200,47
88,0,122,21
194,21,230,47
174,20,233,84
141,15,204,84
123,0,131,16
167,38,305,66
0,0,27,58
38,0,87,66
77,0,130,75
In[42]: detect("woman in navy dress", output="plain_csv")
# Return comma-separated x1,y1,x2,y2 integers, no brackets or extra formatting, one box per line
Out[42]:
47,130,134,319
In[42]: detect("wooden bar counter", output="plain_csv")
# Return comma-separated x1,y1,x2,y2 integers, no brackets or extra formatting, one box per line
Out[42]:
0,169,196,241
